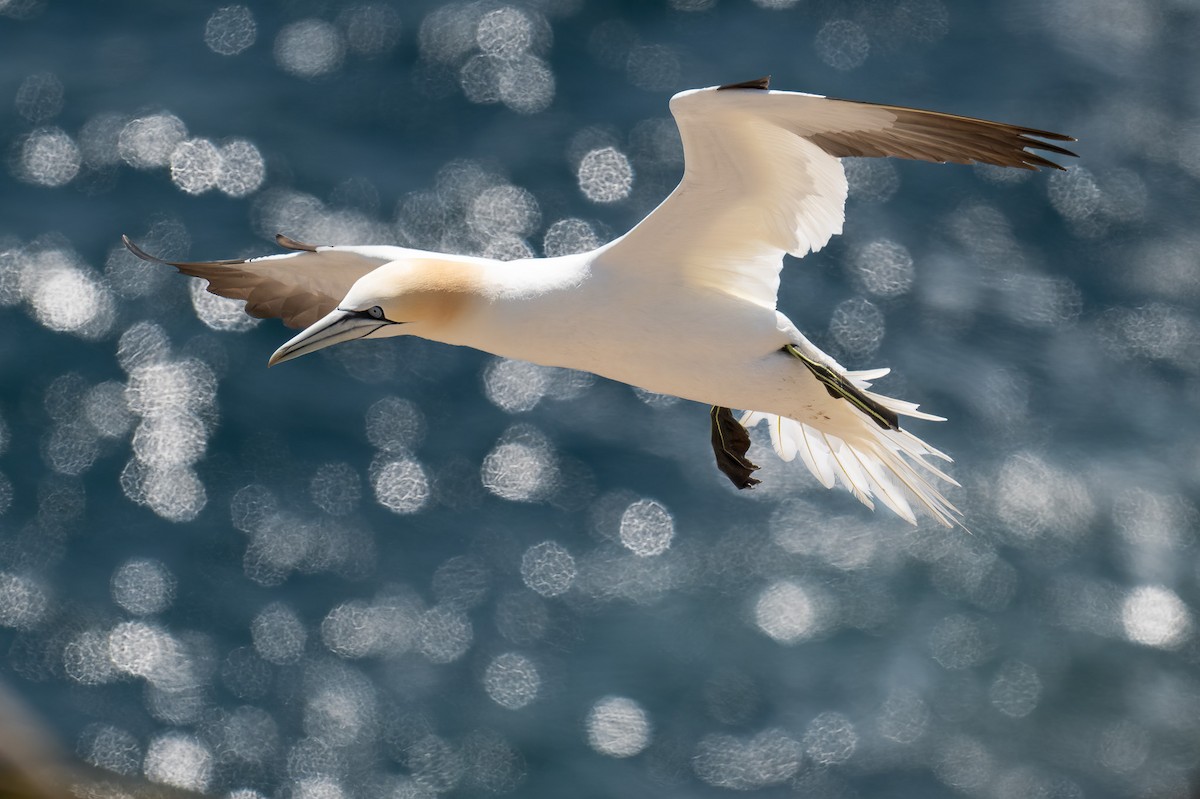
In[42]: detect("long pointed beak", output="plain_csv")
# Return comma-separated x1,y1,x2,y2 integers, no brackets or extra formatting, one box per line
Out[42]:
268,309,388,366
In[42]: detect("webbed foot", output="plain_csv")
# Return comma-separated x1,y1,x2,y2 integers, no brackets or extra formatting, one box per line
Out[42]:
710,405,761,489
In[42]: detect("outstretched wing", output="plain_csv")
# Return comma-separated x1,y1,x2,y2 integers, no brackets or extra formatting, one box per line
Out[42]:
122,234,408,329
598,79,1076,309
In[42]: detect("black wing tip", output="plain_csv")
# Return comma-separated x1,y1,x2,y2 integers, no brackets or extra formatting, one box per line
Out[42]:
1020,130,1079,171
1019,126,1077,143
1028,139,1078,158
717,75,771,91
275,233,320,252
121,234,171,265
127,232,320,263
121,235,263,270
1022,141,1079,171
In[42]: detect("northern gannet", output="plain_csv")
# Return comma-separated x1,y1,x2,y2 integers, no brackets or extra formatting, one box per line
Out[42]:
123,77,1076,527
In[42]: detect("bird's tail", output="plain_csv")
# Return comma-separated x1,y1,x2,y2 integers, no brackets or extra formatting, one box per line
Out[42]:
740,368,961,527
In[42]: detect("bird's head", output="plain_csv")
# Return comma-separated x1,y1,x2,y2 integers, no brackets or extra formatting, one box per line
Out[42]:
268,258,486,366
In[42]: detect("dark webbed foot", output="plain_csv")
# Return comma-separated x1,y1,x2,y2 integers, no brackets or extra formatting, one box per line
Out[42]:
710,406,761,489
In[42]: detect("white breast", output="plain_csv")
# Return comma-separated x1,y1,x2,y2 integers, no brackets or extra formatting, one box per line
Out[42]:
433,253,791,407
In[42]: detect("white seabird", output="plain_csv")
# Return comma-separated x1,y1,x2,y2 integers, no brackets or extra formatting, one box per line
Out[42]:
124,77,1076,527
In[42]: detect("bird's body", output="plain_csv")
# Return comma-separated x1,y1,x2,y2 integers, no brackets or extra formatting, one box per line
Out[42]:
124,78,1075,527
433,250,788,406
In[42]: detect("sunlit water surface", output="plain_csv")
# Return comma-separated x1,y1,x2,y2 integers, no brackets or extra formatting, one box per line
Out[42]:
2,1,1199,797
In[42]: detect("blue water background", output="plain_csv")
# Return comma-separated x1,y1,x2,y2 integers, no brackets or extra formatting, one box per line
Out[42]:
2,1,1199,797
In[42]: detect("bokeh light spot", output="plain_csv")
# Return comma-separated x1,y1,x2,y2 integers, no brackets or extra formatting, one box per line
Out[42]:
803,711,858,765
204,5,256,56
481,426,559,502
275,19,345,78
252,601,307,664
988,660,1041,717
111,557,176,615
877,688,929,744
483,358,552,412
79,724,141,775
585,696,650,757
815,20,869,70
27,253,115,338
365,396,425,454
618,498,675,556
754,580,822,644
170,138,222,194
119,113,188,170
217,139,266,197
543,218,601,256
845,157,900,202
417,605,473,663
497,55,555,114
17,128,81,187
1122,585,1191,649
848,239,915,298
829,296,884,359
469,184,541,239
694,728,801,789
577,147,633,203
372,456,430,514
520,540,575,597
477,7,533,57
0,572,49,630
143,732,213,792
483,652,540,709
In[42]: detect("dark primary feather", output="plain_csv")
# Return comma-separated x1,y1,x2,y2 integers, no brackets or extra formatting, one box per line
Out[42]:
275,233,319,252
812,98,1077,170
717,76,772,91
121,234,383,329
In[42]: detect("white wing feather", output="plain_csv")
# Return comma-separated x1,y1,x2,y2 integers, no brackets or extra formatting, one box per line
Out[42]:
598,89,849,309
599,85,1073,310
741,408,960,527
739,365,959,526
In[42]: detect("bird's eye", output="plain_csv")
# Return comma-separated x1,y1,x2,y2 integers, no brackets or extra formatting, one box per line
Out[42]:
367,305,384,320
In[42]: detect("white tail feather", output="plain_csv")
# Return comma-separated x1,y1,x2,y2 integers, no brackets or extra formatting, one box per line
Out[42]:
844,367,946,422
845,367,890,385
740,398,961,527
800,423,836,488
772,414,798,461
